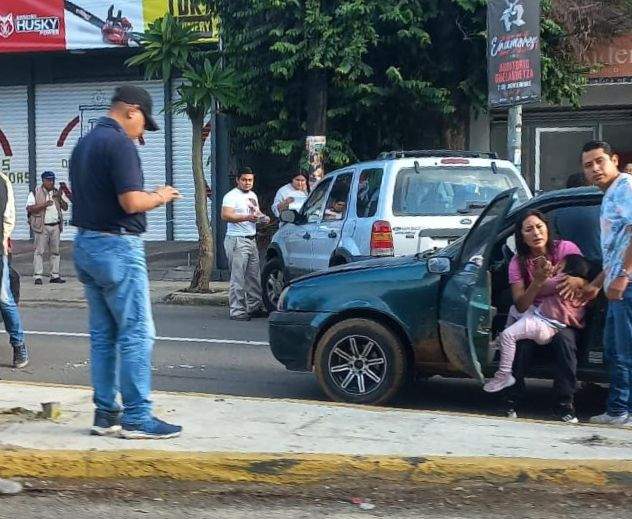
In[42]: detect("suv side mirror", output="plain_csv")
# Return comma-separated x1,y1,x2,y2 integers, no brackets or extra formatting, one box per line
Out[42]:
428,257,451,274
280,209,299,224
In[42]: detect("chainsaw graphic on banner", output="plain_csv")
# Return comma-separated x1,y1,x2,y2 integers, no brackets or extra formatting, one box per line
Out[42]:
65,1,141,46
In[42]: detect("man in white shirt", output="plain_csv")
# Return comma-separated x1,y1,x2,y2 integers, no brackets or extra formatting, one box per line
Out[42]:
221,167,270,321
26,171,69,285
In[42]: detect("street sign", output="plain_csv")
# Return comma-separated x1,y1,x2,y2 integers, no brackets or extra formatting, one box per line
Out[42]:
487,0,541,108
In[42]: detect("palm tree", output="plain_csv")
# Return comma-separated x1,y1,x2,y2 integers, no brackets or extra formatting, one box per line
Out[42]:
127,14,244,291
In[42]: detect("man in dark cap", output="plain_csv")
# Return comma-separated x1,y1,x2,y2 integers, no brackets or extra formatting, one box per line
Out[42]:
70,85,182,439
26,170,69,285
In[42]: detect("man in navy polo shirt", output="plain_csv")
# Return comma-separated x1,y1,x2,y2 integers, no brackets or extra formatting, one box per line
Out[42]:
70,85,182,439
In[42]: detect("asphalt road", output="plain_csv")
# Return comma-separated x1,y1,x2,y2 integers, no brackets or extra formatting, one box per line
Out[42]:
0,304,609,421
2,479,631,519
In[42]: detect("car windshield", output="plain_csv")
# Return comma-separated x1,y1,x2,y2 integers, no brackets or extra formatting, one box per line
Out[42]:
392,166,527,216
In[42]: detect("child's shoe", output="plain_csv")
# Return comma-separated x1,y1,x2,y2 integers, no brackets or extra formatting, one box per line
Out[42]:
483,371,516,393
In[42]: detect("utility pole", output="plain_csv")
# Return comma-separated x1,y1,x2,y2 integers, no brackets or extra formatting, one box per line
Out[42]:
507,105,522,173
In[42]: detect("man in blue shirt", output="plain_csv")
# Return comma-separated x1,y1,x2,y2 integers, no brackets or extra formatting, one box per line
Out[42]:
582,140,632,427
70,85,182,439
551,172,602,267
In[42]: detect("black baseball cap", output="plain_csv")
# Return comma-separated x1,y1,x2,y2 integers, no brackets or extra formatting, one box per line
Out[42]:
111,85,159,131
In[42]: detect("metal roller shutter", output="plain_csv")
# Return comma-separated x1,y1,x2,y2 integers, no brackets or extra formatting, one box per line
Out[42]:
171,80,213,241
35,80,167,240
0,86,30,240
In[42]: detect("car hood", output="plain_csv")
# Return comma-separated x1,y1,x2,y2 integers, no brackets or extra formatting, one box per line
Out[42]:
292,255,422,284
282,251,440,315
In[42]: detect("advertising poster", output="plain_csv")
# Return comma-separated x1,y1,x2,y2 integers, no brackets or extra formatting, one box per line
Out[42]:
0,0,66,53
588,34,632,84
487,0,541,108
0,0,216,53
145,0,217,38
306,136,326,187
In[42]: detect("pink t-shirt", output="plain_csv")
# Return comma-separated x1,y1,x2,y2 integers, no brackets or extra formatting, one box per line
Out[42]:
508,240,582,305
538,295,587,329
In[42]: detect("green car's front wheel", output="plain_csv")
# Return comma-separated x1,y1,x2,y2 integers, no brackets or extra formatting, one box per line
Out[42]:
314,318,407,405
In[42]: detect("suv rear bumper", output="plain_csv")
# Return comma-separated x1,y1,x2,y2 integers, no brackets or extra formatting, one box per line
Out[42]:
269,311,324,371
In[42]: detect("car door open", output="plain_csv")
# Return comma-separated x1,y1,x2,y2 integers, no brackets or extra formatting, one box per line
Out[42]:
438,189,518,381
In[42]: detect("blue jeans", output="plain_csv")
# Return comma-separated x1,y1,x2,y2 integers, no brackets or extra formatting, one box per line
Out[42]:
74,230,155,424
0,254,25,347
603,285,632,416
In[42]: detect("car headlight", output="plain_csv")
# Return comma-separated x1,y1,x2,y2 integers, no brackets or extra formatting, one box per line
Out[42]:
277,286,290,311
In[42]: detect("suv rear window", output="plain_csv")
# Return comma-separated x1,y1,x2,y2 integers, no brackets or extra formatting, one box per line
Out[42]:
392,166,527,216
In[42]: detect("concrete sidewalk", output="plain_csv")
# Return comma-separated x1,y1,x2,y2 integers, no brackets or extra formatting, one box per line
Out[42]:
0,381,631,485
18,278,229,308
11,239,231,307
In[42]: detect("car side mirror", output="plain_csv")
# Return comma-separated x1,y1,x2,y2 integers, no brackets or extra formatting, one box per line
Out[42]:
428,257,451,274
280,209,299,224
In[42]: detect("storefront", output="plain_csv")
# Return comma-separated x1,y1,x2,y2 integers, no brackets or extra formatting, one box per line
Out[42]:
472,35,632,192
0,1,217,240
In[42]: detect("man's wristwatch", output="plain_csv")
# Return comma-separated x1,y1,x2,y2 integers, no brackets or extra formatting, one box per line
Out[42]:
616,267,632,280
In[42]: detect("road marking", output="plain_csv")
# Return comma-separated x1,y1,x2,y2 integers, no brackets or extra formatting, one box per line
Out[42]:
1,330,269,347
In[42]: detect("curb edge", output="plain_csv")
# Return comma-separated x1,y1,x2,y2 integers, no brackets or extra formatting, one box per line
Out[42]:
1,451,631,486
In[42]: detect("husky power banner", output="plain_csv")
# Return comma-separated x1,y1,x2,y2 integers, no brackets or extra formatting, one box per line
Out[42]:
487,0,541,108
0,0,217,53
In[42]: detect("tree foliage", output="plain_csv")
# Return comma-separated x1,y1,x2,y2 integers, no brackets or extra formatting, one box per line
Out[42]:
212,0,631,172
126,14,244,290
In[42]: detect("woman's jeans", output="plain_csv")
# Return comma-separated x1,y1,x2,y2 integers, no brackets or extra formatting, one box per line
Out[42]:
603,286,632,416
0,254,25,347
74,230,155,425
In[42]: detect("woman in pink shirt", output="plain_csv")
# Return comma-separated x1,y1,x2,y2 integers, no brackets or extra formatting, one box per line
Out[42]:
494,210,588,423
485,254,591,392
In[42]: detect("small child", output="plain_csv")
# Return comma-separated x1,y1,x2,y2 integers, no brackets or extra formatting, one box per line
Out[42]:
484,254,592,393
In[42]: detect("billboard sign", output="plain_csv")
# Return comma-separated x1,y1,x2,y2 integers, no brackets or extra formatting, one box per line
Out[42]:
588,34,632,84
0,0,217,53
487,0,541,108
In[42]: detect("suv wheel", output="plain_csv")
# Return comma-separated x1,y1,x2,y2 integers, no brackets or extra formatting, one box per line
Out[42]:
262,257,285,312
314,318,407,405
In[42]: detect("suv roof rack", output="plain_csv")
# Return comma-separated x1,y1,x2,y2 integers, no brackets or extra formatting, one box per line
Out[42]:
377,149,498,160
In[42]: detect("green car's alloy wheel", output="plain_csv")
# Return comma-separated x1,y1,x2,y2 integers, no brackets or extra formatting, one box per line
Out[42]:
314,318,407,405
262,258,285,313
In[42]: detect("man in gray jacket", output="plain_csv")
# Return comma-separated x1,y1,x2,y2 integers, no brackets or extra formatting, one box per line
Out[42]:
26,171,68,285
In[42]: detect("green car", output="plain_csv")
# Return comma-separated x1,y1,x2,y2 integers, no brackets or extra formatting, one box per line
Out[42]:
269,187,608,405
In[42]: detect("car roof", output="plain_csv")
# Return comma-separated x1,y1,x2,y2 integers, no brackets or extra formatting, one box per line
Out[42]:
327,156,519,175
509,186,602,216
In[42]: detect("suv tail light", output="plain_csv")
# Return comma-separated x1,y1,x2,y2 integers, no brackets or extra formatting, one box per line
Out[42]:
370,220,394,257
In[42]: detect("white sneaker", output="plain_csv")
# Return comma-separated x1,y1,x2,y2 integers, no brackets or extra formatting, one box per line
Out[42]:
589,412,629,425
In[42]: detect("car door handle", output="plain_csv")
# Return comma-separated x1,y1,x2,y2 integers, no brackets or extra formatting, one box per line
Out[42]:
328,231,337,239
303,232,311,240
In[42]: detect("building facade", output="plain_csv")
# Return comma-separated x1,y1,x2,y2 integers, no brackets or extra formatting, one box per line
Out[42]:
0,50,214,241
472,35,632,191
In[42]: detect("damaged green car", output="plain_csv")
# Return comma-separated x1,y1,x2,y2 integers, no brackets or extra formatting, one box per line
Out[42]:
269,187,607,405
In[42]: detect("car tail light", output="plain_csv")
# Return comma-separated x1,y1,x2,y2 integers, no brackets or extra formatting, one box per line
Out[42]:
440,158,470,165
371,220,394,257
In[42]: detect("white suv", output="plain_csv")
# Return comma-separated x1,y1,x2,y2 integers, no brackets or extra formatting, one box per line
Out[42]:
261,150,532,311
